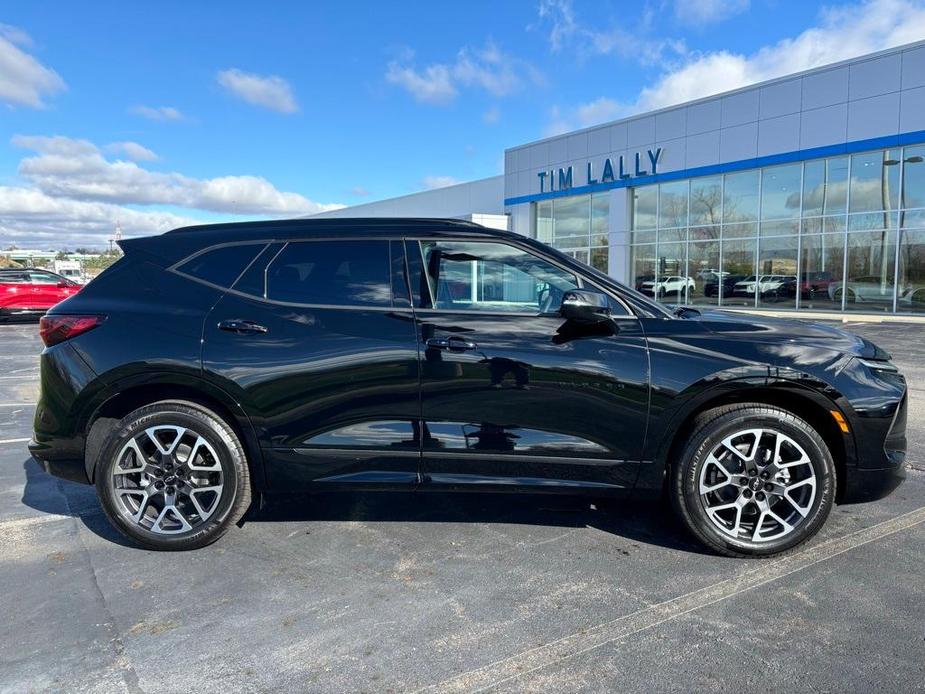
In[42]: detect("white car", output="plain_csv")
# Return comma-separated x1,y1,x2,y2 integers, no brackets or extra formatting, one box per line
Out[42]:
639,275,696,297
732,275,795,296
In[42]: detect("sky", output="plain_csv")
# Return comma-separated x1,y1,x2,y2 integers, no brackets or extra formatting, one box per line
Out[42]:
2,0,925,249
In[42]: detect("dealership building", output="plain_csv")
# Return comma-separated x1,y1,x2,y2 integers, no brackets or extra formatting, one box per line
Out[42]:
316,40,925,315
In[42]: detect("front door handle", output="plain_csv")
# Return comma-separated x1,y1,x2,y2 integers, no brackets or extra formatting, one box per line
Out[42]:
218,319,268,335
426,336,478,352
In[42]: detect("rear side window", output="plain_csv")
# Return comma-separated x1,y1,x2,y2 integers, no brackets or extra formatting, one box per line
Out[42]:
176,243,266,288
266,240,391,307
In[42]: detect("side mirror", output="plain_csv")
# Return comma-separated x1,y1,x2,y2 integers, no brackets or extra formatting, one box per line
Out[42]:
559,289,612,324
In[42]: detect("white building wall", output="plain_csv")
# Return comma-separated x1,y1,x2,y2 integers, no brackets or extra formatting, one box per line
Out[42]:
311,175,505,222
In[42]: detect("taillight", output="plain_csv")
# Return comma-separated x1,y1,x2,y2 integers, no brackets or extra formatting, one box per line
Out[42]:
39,315,105,347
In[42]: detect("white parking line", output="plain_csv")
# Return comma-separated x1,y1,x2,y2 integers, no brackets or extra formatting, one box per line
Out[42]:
0,403,36,407
420,505,925,693
0,438,30,445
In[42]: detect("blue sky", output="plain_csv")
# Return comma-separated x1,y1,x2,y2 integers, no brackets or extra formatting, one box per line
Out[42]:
1,0,924,248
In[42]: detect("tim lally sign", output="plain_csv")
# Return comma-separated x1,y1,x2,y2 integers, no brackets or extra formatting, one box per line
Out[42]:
536,148,663,193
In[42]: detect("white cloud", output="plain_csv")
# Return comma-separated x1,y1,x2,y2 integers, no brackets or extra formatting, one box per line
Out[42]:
0,134,344,247
674,0,750,26
386,43,539,105
534,0,686,65
130,105,184,121
13,135,341,216
385,62,457,105
0,186,198,248
421,175,459,190
547,0,925,133
217,69,298,113
0,24,65,108
638,0,925,112
105,141,159,162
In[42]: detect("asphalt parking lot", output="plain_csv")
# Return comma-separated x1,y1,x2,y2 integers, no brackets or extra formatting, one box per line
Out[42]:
1,319,923,693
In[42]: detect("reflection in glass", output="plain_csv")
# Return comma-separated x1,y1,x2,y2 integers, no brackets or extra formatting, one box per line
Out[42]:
849,150,900,215
591,194,610,247
840,231,896,312
757,236,798,309
896,229,925,312
760,164,801,221
536,200,553,244
633,186,658,230
688,241,720,307
553,194,591,248
659,180,689,229
631,244,656,292
691,176,723,227
901,145,925,212
723,171,760,223
720,239,757,307
654,242,687,304
800,234,844,311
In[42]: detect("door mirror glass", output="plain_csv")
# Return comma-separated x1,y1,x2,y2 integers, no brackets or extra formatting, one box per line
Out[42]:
560,290,612,324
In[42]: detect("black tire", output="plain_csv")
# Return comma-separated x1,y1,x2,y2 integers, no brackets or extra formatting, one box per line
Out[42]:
95,400,251,550
670,404,835,558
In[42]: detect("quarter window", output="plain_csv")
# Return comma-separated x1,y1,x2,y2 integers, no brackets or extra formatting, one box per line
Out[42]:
419,241,579,314
178,243,265,288
266,240,392,307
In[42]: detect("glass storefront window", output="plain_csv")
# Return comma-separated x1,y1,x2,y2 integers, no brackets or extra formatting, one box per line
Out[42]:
552,194,591,248
723,171,760,223
760,164,802,222
590,247,608,273
826,157,849,215
688,240,720,307
897,229,925,312
659,180,689,230
591,194,609,247
849,150,900,214
803,160,825,217
631,244,656,292
901,145,925,213
757,236,798,309
536,200,553,244
633,186,657,230
841,231,896,312
800,233,844,311
691,176,723,226
655,241,687,304
720,238,757,307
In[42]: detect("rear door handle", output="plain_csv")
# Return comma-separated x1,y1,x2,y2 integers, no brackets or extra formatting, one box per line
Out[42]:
426,336,478,352
218,319,268,335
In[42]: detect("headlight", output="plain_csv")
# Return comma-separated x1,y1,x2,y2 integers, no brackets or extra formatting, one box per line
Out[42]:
857,357,899,373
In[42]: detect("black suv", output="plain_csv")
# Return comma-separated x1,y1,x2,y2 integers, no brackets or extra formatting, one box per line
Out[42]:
30,219,907,556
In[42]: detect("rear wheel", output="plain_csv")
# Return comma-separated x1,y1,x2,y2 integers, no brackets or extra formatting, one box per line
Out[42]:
96,401,251,550
671,404,835,557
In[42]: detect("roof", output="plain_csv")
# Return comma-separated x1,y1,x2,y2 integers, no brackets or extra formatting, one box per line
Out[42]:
122,217,522,264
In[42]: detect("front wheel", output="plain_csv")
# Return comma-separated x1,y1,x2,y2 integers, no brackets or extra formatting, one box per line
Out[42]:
671,404,835,557
96,401,251,550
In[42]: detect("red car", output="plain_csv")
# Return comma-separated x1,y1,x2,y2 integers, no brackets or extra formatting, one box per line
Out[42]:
0,268,81,319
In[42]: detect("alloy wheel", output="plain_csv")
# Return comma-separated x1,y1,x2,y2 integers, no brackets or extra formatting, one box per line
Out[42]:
110,425,224,535
698,428,817,543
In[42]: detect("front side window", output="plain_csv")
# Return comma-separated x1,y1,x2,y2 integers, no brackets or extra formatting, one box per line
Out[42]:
419,241,579,314
27,271,63,285
266,240,392,307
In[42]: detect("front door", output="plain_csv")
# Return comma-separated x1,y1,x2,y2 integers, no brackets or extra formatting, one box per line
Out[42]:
201,238,421,489
406,238,650,491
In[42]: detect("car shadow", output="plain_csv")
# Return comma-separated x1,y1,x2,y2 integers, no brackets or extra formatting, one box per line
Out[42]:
20,456,708,555
20,457,136,548
245,489,710,555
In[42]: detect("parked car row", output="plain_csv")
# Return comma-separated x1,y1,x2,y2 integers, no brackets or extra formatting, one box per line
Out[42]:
638,272,843,301
0,268,82,319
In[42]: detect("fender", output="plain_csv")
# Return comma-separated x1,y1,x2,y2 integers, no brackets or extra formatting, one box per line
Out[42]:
635,367,859,492
80,367,268,488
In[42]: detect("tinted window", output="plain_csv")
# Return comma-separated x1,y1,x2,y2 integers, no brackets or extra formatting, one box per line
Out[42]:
0,272,28,284
231,243,285,298
266,240,392,307
178,243,265,288
420,240,579,314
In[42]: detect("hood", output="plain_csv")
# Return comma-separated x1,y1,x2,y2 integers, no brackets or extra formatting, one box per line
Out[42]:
692,309,889,360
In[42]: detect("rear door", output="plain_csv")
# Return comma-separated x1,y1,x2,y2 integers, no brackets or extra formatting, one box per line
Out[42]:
407,237,649,491
201,238,422,490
